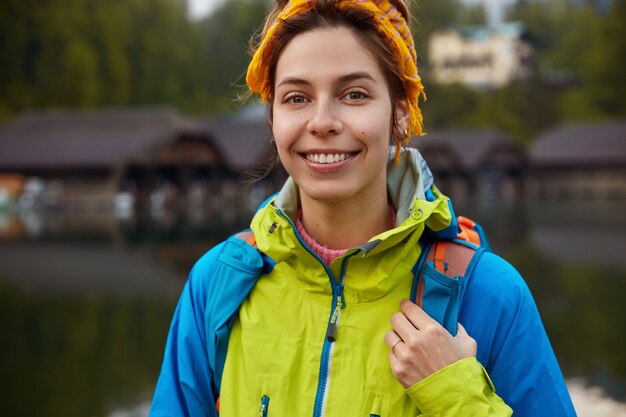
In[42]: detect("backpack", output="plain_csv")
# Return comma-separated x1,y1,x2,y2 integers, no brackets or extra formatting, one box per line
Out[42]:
410,216,489,335
209,215,489,412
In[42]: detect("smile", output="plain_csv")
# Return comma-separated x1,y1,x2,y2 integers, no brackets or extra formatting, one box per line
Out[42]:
304,153,356,164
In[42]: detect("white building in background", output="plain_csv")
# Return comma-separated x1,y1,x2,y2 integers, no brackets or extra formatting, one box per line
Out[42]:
428,22,534,89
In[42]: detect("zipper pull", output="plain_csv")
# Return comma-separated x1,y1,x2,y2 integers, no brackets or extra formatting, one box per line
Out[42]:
327,295,343,342
327,323,337,342
259,395,270,417
268,222,278,234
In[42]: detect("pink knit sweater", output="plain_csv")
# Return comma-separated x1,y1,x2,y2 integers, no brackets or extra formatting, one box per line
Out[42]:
295,207,397,266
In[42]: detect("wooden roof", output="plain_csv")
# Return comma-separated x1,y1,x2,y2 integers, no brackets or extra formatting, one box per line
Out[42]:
530,120,626,167
409,129,525,173
0,107,211,171
203,116,272,173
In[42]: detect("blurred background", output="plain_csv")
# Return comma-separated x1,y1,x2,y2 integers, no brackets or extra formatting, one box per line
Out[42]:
0,0,625,416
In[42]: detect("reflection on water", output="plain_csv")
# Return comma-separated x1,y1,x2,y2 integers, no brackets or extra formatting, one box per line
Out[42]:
0,200,625,416
0,287,174,417
456,200,626,405
0,208,248,417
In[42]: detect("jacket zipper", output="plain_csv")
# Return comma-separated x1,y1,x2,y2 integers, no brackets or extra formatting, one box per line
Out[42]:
312,254,358,417
259,395,270,417
275,210,357,417
326,294,342,342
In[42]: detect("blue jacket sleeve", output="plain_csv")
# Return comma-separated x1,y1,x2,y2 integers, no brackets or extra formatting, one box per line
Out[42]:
148,244,225,417
460,252,577,417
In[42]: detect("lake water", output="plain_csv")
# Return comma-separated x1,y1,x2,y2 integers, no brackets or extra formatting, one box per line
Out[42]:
0,200,625,416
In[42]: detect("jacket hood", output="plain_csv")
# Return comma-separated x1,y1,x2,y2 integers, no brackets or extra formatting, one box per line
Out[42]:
249,147,459,300
272,147,456,230
252,147,458,259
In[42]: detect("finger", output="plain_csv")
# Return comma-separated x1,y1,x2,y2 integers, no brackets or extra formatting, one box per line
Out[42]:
456,322,468,338
388,350,402,371
455,322,478,356
384,330,401,349
390,311,420,342
400,299,437,330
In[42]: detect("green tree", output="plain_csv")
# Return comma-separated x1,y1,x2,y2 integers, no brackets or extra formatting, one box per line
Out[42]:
0,0,622,126
421,82,482,130
57,40,101,106
422,80,558,145
124,0,194,105
411,0,462,63
0,0,202,117
200,0,269,111
584,0,626,116
88,0,133,105
457,4,487,26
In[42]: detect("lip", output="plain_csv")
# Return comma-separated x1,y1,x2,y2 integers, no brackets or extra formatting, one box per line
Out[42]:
299,150,359,173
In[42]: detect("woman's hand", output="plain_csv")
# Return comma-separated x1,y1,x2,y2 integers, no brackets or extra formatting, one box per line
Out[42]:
384,299,477,388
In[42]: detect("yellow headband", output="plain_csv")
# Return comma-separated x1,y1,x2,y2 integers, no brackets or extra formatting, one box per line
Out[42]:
246,0,426,160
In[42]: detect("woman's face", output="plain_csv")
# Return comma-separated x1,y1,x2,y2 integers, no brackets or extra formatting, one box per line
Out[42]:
272,27,408,206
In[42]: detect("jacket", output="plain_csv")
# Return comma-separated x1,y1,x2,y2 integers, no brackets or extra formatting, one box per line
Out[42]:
150,148,576,417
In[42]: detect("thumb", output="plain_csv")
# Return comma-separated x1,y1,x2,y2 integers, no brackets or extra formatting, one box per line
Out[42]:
456,322,469,338
455,323,478,356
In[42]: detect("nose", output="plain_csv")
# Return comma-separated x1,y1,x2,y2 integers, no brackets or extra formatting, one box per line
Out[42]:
307,100,342,137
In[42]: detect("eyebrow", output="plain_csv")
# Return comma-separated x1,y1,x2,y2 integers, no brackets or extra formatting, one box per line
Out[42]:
337,71,377,85
276,71,378,90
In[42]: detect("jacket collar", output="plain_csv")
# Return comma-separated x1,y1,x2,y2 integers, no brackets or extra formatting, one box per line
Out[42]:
250,148,457,300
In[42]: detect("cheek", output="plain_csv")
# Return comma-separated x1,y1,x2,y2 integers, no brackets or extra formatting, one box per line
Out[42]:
360,123,393,149
354,106,393,139
272,119,297,158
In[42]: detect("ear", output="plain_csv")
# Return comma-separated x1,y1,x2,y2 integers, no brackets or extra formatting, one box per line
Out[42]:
394,99,409,135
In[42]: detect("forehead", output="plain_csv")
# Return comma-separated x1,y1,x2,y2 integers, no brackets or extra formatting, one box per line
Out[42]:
274,27,387,85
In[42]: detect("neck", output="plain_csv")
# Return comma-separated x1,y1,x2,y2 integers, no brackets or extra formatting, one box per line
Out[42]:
299,188,391,250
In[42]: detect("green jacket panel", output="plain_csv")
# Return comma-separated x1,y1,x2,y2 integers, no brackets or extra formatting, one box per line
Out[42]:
219,149,511,417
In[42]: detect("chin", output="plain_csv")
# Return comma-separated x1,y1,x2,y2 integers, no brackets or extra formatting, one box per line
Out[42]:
297,182,360,205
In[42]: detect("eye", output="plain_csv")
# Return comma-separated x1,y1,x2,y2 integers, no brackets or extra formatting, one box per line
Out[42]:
285,94,308,105
343,89,368,101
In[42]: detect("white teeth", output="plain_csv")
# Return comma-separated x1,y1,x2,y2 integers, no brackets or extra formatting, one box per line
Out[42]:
306,153,351,164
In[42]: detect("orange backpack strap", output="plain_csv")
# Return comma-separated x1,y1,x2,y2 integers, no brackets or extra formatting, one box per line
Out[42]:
434,241,449,273
412,237,482,337
425,241,477,279
235,230,258,248
456,215,481,246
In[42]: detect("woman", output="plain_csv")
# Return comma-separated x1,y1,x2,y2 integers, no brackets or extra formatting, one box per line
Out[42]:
150,1,576,416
